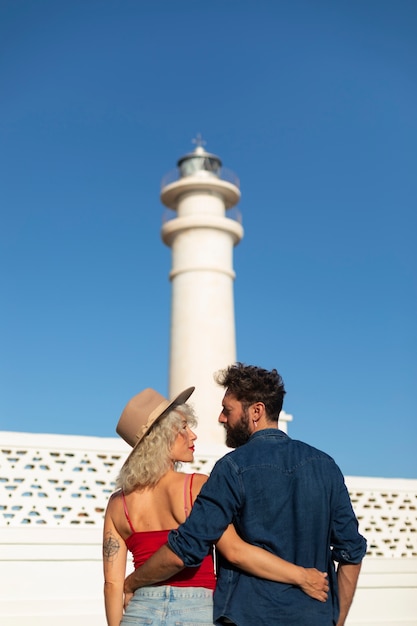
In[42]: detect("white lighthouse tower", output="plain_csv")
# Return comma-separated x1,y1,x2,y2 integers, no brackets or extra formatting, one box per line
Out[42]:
160,138,243,446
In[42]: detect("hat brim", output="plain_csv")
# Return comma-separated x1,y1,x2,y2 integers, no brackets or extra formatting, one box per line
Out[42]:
129,385,195,453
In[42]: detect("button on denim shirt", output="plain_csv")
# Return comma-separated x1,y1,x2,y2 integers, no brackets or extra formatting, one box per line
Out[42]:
168,429,367,626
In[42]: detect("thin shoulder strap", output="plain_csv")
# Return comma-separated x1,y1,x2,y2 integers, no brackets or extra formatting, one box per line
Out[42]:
183,473,195,518
121,490,136,534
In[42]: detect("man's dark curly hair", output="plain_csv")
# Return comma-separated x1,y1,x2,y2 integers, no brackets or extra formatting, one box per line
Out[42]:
215,363,286,422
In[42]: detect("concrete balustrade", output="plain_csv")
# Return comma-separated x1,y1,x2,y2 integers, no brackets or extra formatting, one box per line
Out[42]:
1,431,416,625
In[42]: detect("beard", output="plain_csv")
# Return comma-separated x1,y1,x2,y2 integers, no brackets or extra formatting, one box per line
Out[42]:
225,409,251,448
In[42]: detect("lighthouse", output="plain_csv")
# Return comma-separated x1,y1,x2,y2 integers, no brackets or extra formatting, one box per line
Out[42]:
160,138,243,447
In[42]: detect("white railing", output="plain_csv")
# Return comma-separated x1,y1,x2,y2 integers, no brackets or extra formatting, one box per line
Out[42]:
161,205,243,225
1,432,125,528
161,166,240,190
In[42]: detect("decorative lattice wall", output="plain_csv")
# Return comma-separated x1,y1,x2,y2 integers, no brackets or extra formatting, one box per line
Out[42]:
0,435,124,527
1,432,416,558
348,477,417,558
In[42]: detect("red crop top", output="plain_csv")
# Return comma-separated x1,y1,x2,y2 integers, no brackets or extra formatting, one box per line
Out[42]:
122,474,216,590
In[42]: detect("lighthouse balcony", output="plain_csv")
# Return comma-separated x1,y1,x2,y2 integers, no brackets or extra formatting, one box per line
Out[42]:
161,165,240,190
162,205,242,225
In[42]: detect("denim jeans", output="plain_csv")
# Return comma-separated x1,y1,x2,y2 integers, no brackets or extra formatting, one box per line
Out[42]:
120,585,214,626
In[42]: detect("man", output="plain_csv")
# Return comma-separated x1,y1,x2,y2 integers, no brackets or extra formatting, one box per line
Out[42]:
125,363,366,625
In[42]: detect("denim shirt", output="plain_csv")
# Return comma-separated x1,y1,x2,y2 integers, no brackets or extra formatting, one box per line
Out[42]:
168,429,367,626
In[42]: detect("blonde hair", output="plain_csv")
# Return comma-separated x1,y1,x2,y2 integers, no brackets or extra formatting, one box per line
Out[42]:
116,403,197,492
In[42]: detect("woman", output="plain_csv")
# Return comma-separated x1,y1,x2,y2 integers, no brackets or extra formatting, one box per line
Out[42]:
103,387,328,626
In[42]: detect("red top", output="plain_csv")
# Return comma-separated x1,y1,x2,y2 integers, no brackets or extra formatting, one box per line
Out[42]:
122,474,216,590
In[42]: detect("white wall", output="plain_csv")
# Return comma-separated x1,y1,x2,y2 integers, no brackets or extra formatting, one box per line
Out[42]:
1,529,416,625
1,432,416,625
0,527,104,625
348,558,417,625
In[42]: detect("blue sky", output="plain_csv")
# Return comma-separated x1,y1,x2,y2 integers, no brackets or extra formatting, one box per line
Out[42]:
1,0,416,479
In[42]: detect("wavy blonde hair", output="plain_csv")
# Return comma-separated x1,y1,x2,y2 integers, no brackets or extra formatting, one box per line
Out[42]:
116,403,197,492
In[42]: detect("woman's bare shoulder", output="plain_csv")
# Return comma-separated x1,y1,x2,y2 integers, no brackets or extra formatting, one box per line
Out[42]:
105,489,123,515
191,472,209,484
169,471,208,490
189,472,209,496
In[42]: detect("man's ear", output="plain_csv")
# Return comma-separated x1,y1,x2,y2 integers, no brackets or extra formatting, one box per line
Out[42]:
250,402,265,422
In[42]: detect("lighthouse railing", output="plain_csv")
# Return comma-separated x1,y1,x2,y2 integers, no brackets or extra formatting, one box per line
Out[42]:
161,166,240,190
161,206,243,225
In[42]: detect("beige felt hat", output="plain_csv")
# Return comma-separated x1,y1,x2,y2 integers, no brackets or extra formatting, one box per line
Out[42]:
116,386,195,450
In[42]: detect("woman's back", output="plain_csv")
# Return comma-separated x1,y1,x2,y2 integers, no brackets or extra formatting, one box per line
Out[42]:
109,470,208,541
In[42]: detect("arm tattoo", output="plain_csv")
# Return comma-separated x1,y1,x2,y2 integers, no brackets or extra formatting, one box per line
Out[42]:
103,531,120,562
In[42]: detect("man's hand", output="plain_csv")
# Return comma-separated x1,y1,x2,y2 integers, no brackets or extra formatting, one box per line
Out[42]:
299,568,329,602
124,570,139,597
123,544,185,598
123,590,133,611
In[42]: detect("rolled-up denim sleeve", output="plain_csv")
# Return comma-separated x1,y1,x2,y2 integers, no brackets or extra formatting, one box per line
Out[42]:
168,456,243,567
331,467,367,564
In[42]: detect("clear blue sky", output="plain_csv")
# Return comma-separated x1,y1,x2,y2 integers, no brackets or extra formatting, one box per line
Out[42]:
1,0,416,479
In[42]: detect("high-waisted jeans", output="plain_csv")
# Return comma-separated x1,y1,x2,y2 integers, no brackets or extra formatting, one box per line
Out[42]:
120,585,214,626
